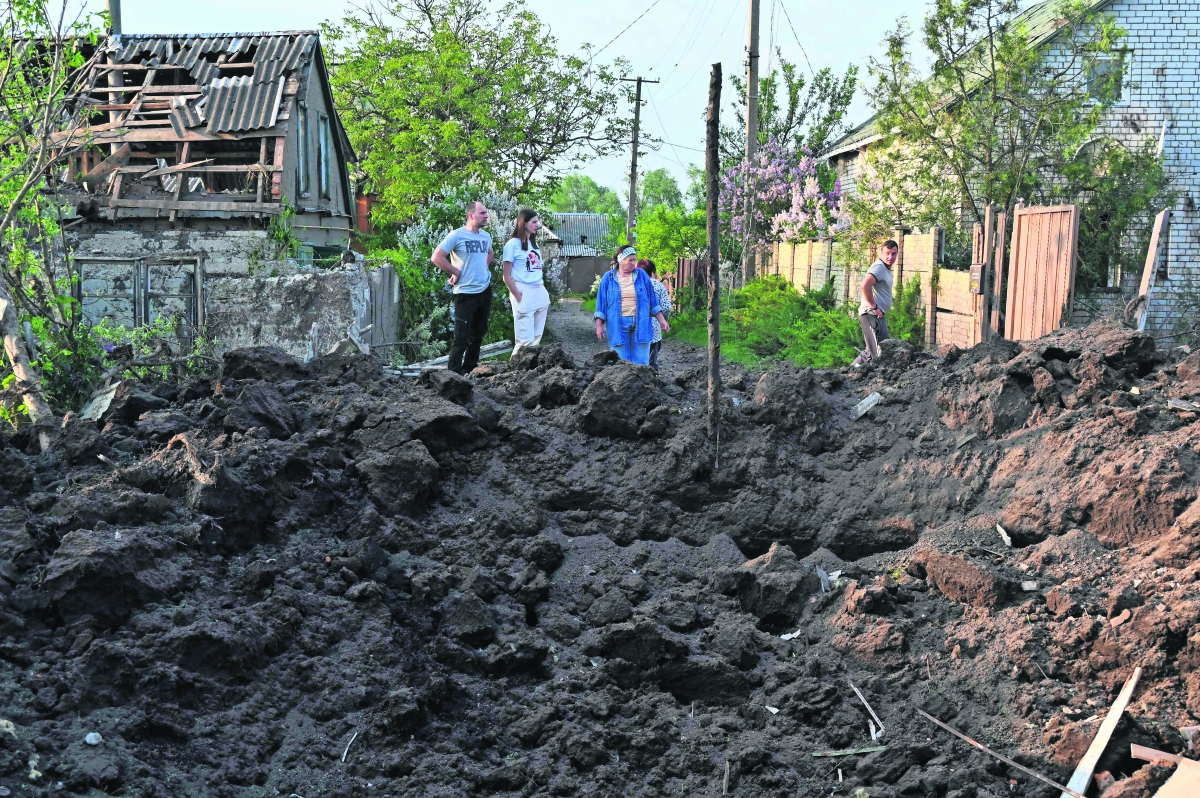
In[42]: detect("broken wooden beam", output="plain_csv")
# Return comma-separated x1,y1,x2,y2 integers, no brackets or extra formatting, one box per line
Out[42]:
109,198,283,214
1058,667,1141,798
1130,744,1182,764
916,709,1086,798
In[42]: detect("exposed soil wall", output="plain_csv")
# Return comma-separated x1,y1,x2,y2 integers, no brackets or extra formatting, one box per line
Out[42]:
1,322,1198,797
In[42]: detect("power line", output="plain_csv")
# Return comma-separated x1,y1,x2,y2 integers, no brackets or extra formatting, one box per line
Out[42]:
586,0,664,64
779,1,815,76
647,0,704,74
658,0,721,85
659,1,743,103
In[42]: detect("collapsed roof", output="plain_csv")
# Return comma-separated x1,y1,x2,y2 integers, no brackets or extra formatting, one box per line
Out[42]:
51,31,353,222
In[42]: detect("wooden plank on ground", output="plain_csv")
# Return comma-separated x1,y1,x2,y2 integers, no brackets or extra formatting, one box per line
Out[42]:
1130,744,1182,764
1135,209,1170,331
1058,667,1141,798
1155,757,1200,798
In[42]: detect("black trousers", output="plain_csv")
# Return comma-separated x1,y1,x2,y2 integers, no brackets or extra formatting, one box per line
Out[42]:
448,287,492,374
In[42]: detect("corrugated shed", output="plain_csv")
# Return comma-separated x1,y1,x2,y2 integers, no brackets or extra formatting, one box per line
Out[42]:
550,214,611,257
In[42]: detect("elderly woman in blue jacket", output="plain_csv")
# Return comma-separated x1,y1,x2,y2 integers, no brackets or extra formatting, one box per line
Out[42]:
594,245,670,364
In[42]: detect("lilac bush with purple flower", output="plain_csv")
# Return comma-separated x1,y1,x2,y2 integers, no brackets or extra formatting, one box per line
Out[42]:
719,138,848,254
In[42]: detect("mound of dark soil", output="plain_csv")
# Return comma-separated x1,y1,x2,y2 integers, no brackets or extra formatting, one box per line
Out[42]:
1,326,1198,798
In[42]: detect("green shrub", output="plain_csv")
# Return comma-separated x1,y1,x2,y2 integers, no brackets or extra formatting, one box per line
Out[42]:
666,273,925,368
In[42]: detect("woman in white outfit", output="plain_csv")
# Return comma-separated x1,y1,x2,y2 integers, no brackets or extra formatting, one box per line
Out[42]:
502,209,550,357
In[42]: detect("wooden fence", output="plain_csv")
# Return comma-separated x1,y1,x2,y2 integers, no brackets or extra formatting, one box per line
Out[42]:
665,203,1084,350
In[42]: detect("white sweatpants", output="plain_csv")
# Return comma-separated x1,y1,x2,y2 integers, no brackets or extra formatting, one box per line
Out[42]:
510,283,550,356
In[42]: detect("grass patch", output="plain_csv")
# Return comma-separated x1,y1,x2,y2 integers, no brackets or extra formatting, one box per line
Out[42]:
666,274,925,368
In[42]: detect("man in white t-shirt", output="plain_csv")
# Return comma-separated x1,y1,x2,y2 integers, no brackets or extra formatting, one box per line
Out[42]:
852,240,897,368
432,202,494,374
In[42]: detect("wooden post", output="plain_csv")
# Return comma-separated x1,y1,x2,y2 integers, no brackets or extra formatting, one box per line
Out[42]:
991,210,1007,335
169,142,190,224
706,63,722,441
926,227,941,348
978,203,995,343
1134,209,1169,331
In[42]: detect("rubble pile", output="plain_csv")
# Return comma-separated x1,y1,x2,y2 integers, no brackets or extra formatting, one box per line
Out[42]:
1,321,1199,797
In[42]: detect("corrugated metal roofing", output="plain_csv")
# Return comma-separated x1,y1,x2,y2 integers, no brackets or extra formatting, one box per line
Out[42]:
821,0,1112,157
549,214,611,257
205,75,283,133
105,32,319,134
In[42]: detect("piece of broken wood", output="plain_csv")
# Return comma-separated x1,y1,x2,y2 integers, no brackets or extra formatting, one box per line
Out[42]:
1130,744,1182,764
1058,667,1141,798
851,392,882,420
810,745,887,758
1155,757,1200,798
917,709,1086,798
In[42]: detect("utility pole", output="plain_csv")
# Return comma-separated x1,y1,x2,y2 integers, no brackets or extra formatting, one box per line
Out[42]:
107,0,122,34
620,76,658,245
706,64,722,441
742,0,761,285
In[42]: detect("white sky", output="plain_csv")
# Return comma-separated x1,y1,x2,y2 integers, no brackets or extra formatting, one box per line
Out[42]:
79,0,939,195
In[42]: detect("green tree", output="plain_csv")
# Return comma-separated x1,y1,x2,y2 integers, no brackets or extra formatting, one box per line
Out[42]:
721,55,858,166
546,173,624,215
323,0,634,223
857,0,1142,276
637,167,683,213
633,206,707,274
0,2,104,429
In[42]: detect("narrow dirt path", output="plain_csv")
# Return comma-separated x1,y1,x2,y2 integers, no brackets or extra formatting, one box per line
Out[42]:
547,297,707,380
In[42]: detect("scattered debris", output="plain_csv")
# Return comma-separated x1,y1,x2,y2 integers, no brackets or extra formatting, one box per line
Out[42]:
997,523,1013,547
1021,580,1039,591
341,730,358,763
1058,668,1142,798
848,679,886,738
810,746,888,758
84,732,103,745
916,709,1085,798
765,706,780,715
0,720,15,738
851,392,882,420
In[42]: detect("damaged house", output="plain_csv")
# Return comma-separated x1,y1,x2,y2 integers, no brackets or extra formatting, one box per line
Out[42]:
48,31,400,358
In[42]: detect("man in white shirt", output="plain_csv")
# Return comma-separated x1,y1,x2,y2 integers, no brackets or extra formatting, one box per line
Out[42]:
432,202,494,374
852,240,897,368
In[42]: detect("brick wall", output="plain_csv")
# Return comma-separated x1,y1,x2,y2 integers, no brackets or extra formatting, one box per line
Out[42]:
1042,1,1200,340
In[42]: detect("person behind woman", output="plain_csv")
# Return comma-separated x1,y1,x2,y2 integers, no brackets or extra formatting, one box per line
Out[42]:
502,209,550,357
594,246,669,364
636,258,672,372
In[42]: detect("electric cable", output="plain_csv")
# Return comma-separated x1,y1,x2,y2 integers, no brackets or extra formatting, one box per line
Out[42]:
658,1,743,103
658,0,721,86
586,0,664,64
779,1,815,76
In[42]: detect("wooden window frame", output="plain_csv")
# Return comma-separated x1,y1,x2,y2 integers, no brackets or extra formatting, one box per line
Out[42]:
318,113,331,200
297,102,311,197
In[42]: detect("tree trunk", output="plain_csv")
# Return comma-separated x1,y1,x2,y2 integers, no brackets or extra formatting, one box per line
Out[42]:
0,286,53,431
